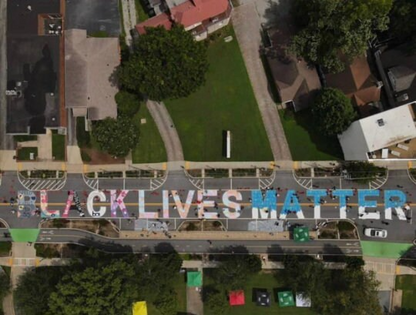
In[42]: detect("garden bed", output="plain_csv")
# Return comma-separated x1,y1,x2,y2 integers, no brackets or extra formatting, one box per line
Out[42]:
43,219,119,237
179,220,225,232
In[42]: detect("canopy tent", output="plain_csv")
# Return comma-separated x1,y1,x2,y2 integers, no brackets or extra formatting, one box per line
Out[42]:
187,271,202,287
296,293,312,307
132,301,147,315
9,229,40,242
293,226,310,242
278,291,295,307
229,290,245,306
256,290,271,307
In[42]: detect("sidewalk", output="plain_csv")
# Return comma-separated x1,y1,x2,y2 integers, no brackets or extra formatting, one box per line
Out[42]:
120,230,319,240
363,256,397,290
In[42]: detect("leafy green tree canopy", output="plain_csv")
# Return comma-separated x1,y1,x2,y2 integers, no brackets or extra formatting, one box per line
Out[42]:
48,260,138,315
290,0,392,73
118,25,209,101
279,256,382,315
205,291,229,315
311,88,356,136
215,254,262,290
389,0,416,50
92,117,139,157
15,267,65,315
115,91,141,117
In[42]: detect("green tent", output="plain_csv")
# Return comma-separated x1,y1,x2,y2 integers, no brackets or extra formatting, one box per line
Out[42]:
278,291,295,307
187,271,202,287
293,226,310,242
9,229,40,242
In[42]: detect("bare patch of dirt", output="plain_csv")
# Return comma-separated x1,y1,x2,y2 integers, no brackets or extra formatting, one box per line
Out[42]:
178,220,225,232
82,148,125,165
43,219,119,237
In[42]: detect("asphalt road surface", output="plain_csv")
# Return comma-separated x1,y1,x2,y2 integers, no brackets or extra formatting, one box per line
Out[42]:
32,228,362,256
0,169,415,247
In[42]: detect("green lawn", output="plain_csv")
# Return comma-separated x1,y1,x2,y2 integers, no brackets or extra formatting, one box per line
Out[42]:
165,26,273,162
204,270,316,315
132,105,167,163
279,109,343,161
52,133,66,161
361,241,413,259
135,0,149,22
89,31,108,37
396,275,416,313
148,273,187,315
0,242,11,256
17,147,38,161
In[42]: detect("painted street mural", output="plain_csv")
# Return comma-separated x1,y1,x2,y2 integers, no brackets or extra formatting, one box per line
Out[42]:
15,189,411,221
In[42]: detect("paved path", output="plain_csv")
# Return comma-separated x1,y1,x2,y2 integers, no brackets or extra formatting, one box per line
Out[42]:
363,256,397,290
232,4,292,161
147,100,184,163
120,0,137,46
2,243,37,315
0,0,13,150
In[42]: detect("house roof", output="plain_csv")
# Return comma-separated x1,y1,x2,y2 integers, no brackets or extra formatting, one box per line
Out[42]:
265,18,321,111
338,104,416,160
388,66,416,93
229,290,245,306
380,44,416,106
326,55,380,116
136,0,229,34
65,29,119,120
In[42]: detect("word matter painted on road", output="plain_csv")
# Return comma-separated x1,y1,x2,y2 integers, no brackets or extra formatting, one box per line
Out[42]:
15,189,410,221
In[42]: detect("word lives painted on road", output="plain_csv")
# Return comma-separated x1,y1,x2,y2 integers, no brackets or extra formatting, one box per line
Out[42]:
15,189,411,221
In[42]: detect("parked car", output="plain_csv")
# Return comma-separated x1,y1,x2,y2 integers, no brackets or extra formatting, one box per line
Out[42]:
364,228,387,238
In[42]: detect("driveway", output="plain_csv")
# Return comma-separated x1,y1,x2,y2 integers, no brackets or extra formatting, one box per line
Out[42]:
232,3,292,161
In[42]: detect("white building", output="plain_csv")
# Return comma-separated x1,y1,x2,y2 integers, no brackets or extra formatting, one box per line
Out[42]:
338,104,416,160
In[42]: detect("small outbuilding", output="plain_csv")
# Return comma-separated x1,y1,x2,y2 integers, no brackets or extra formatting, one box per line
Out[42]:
132,301,148,315
187,271,202,287
278,291,295,307
229,290,245,306
296,293,312,307
293,226,310,243
256,290,271,307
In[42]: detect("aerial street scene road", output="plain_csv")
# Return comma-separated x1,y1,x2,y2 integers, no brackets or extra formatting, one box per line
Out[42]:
1,0,416,314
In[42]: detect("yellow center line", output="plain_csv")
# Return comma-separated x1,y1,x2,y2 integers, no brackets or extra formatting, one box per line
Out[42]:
0,202,401,207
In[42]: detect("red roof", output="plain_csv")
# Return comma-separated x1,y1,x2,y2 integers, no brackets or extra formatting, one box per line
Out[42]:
229,290,245,306
136,13,173,34
136,0,229,34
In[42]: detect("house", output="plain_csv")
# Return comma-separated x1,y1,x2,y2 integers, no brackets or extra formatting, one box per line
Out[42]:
135,0,232,41
65,29,119,121
265,18,321,111
65,0,122,37
338,103,416,160
378,44,416,107
6,0,63,134
326,55,383,117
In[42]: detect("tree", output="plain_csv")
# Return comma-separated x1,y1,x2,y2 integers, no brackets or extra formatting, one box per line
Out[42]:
15,267,64,315
278,256,382,315
0,272,10,310
118,25,208,101
389,0,416,51
91,117,139,157
215,255,262,290
154,290,178,315
290,0,392,73
342,161,387,183
137,251,183,303
115,91,141,117
48,260,138,315
311,88,356,136
205,292,229,315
